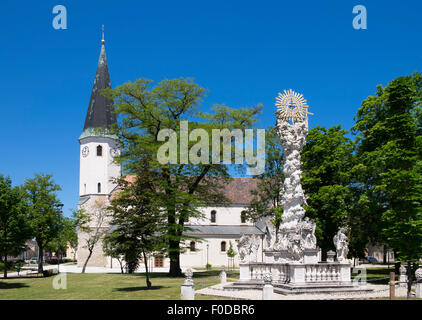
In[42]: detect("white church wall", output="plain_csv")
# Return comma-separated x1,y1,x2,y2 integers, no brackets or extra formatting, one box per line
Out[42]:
188,206,253,226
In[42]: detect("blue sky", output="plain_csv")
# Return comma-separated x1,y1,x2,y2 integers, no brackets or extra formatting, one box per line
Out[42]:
1,0,421,216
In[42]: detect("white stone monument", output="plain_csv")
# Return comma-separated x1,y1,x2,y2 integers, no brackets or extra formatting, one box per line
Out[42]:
399,265,407,287
415,267,422,298
220,265,227,284
262,272,274,300
225,90,372,295
180,268,195,300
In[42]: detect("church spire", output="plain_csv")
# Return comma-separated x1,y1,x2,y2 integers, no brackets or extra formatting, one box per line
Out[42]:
80,25,117,139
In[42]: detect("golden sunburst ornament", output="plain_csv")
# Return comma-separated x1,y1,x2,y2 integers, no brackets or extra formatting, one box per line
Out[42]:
275,89,313,122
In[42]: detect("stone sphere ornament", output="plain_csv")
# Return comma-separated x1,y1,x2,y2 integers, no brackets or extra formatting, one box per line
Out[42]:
184,268,194,285
399,265,407,275
263,272,273,285
415,268,422,281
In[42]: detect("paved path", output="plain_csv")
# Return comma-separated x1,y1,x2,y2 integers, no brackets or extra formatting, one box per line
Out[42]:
1,263,199,277
196,282,413,300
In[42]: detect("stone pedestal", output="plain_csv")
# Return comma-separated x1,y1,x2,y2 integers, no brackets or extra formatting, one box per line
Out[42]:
181,268,195,300
289,263,306,284
239,263,250,281
339,263,351,282
416,283,422,298
220,271,227,284
181,283,195,300
327,251,336,262
303,249,319,264
262,285,274,300
399,266,407,287
415,268,422,298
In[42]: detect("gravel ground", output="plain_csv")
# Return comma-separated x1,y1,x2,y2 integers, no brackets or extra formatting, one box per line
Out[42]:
196,282,412,300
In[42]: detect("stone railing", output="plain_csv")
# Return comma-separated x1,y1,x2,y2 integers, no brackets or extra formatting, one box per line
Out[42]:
250,263,291,284
304,263,341,282
245,262,345,284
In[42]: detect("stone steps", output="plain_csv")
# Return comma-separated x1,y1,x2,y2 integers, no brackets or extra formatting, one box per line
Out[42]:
225,281,374,295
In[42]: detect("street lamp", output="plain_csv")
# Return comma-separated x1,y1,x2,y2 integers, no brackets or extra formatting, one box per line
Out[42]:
56,203,64,274
206,243,209,267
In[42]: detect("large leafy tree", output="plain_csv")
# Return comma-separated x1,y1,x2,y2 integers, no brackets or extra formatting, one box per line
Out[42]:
107,78,261,276
24,174,62,273
301,125,355,261
45,212,80,261
352,72,422,298
108,170,165,287
0,175,32,278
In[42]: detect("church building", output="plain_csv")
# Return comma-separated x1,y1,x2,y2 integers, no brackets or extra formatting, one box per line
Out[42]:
76,31,265,270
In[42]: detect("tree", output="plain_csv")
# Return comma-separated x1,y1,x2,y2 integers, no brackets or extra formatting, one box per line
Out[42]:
244,126,284,233
352,72,422,298
79,199,109,273
301,126,355,261
102,231,126,273
226,241,237,270
108,169,166,288
24,174,62,273
45,212,80,261
0,175,32,278
107,78,261,276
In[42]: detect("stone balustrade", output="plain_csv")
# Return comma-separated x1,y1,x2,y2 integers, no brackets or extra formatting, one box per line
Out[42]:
245,262,346,284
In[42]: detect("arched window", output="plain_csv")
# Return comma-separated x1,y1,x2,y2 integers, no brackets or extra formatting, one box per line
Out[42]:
97,145,103,156
211,210,216,223
190,241,196,252
221,241,226,252
241,211,247,223
97,182,101,193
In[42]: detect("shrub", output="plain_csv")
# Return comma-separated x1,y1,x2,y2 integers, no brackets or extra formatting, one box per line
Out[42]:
206,263,212,270
43,269,59,277
0,260,25,271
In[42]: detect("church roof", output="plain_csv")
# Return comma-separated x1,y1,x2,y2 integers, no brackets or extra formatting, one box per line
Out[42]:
184,225,264,236
111,176,259,205
80,31,117,139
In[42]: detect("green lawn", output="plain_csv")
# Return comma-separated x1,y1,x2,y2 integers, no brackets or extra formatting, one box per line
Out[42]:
0,270,236,300
351,266,394,285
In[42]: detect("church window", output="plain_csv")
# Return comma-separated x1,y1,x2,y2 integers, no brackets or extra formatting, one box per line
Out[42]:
211,210,216,223
190,241,196,252
221,241,226,252
241,211,247,223
154,255,164,267
97,145,103,156
97,183,101,193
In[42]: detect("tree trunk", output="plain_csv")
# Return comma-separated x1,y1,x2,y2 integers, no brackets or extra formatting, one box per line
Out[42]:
82,249,93,273
118,259,124,274
142,248,151,289
383,245,387,264
168,238,182,277
3,254,8,279
38,243,44,274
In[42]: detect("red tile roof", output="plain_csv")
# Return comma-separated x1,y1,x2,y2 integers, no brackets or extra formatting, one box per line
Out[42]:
111,176,258,205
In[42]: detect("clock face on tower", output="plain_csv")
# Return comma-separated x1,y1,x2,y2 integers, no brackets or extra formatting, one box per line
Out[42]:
110,148,120,157
82,146,89,157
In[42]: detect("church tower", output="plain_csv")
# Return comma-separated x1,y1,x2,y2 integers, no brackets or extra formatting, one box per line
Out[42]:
79,26,121,199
